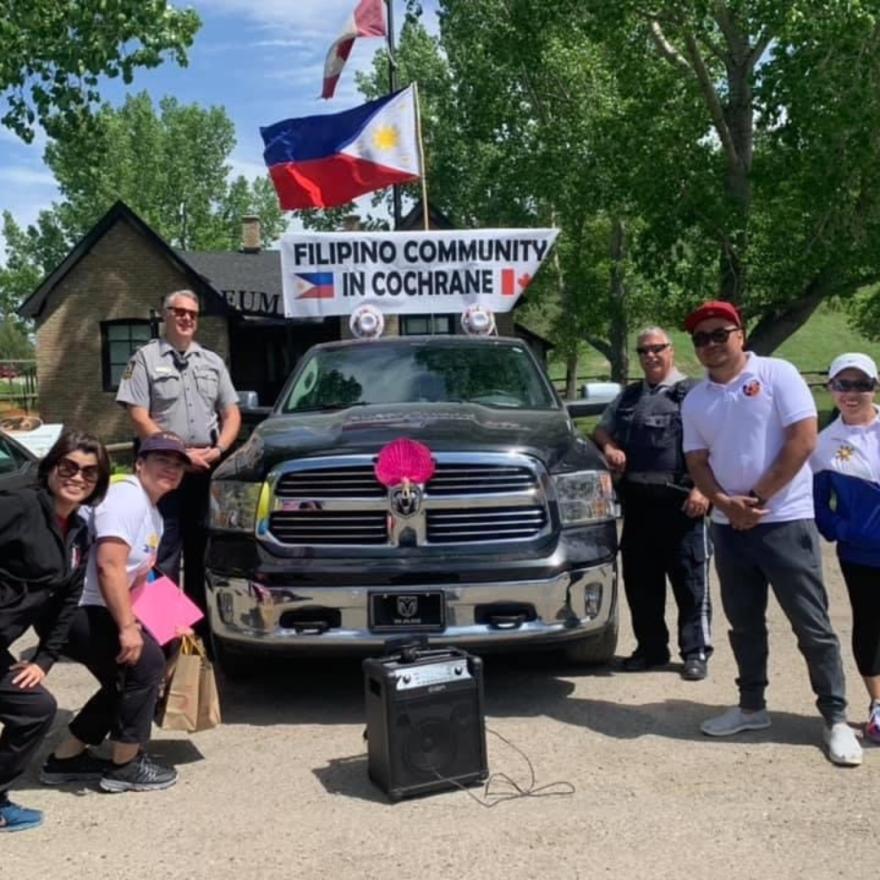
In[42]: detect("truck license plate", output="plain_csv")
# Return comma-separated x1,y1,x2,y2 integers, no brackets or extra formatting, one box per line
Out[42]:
369,591,445,632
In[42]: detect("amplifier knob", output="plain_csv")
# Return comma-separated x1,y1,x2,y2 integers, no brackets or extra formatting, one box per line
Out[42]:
454,666,463,675
403,675,411,684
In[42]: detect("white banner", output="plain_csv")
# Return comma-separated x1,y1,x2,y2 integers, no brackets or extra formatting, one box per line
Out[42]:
279,228,559,318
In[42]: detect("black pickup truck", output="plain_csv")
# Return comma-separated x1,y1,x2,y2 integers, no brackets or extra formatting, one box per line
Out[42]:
205,335,618,675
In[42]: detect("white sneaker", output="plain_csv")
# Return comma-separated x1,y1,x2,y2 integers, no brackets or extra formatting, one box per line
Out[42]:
823,722,862,766
701,706,772,737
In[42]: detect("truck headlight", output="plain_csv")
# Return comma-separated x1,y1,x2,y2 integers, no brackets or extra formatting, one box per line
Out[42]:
209,480,266,533
553,470,615,525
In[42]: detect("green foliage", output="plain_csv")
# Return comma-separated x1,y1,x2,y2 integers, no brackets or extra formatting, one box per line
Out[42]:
41,92,286,250
0,318,33,360
0,0,200,142
0,94,288,320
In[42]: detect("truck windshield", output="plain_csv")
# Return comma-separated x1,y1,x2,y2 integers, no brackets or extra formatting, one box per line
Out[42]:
282,341,558,412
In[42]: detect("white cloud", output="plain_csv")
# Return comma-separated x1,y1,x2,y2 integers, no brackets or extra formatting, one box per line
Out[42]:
0,167,56,187
228,156,270,181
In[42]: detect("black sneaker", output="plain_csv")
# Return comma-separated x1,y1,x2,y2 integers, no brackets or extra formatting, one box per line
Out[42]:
620,650,670,672
682,653,709,681
99,753,178,793
40,750,111,785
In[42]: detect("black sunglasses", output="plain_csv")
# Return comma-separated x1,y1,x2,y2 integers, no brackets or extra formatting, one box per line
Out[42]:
692,326,741,348
56,458,99,484
636,343,671,356
829,377,877,393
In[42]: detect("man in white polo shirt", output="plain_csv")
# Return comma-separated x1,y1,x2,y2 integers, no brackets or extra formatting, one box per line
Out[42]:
680,300,861,767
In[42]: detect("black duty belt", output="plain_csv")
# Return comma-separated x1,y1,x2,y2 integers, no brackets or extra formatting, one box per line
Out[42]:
622,472,691,496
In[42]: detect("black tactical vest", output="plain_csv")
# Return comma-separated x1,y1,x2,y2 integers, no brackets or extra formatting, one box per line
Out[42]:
615,377,697,483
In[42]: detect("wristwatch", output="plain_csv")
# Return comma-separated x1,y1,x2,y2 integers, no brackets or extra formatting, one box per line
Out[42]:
749,489,768,506
214,442,227,455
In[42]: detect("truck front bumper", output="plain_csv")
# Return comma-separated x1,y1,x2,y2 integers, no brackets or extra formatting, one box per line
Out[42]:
206,562,617,654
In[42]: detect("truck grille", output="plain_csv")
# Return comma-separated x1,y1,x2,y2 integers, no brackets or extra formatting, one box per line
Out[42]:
266,454,549,549
269,510,388,545
274,463,536,498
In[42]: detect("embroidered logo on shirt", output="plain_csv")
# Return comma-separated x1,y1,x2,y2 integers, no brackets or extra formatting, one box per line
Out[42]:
834,443,854,462
743,380,761,397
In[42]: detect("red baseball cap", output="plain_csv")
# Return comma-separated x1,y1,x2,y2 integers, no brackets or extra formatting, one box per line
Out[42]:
684,300,742,334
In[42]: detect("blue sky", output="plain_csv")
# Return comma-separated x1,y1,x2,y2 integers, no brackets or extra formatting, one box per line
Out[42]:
0,0,439,231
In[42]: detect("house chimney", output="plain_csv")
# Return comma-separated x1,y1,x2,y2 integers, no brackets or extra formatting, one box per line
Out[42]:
241,215,261,253
341,213,361,231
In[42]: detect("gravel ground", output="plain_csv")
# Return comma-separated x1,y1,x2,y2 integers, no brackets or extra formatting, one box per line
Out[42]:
3,541,878,879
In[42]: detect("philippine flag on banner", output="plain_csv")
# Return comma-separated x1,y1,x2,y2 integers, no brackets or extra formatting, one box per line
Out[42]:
260,86,421,211
293,273,335,300
322,0,387,100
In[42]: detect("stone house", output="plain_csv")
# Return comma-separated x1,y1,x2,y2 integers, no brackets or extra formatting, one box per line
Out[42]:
18,201,552,443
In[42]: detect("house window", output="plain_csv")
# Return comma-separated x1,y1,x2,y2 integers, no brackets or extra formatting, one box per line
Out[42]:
101,320,153,391
400,315,455,336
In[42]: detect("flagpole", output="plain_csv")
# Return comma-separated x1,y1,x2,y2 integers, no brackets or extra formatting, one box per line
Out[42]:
413,81,430,232
385,0,403,229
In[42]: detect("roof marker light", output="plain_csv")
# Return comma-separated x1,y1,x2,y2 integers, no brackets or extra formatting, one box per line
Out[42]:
461,305,496,336
350,304,385,339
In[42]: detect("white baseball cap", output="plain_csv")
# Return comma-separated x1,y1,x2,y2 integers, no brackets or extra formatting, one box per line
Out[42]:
828,352,879,381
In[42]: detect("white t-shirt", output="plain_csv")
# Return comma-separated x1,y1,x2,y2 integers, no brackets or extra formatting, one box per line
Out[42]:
80,477,164,607
811,407,880,482
681,353,817,524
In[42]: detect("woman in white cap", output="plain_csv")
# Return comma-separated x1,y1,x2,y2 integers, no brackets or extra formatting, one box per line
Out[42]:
812,353,880,745
40,432,190,792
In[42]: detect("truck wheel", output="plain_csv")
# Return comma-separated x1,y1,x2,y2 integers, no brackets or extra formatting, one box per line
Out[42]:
211,635,259,680
564,620,618,666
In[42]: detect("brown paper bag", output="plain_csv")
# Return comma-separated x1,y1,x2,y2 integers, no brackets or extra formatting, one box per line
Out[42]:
156,641,201,732
156,635,221,732
196,652,222,731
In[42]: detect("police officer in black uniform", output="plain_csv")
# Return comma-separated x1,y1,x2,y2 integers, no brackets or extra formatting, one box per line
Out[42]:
593,327,713,680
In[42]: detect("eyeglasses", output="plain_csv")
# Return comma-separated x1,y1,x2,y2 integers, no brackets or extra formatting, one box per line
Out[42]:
636,343,671,356
166,306,199,319
692,326,740,348
829,377,876,393
56,458,100,484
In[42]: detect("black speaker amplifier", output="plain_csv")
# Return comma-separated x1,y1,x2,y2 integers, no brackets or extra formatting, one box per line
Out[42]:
363,647,489,801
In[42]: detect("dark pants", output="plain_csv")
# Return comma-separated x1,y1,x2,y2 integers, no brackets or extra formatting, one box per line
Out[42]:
62,606,165,746
158,469,212,619
620,486,713,660
0,650,57,794
838,559,880,678
712,519,848,724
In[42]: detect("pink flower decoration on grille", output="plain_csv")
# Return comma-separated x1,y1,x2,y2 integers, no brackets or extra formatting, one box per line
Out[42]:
374,438,435,487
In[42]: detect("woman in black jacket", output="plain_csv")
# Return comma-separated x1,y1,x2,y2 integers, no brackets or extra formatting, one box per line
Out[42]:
0,430,110,832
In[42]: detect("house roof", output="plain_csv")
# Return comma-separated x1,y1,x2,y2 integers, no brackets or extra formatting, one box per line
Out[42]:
17,200,225,320
178,250,287,318
398,199,455,231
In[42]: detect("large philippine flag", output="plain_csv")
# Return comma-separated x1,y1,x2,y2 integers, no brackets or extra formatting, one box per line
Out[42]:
261,86,421,211
322,0,387,100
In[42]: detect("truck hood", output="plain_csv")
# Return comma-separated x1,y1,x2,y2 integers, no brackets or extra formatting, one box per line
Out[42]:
230,403,602,476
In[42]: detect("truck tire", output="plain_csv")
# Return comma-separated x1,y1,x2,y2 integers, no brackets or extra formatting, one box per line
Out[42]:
563,620,618,666
211,634,260,680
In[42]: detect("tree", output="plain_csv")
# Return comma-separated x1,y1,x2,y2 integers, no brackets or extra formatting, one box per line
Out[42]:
1,0,200,142
581,2,880,352
40,92,285,251
0,94,287,323
351,6,667,382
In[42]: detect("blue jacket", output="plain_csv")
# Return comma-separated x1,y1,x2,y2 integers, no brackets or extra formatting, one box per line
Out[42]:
812,413,880,567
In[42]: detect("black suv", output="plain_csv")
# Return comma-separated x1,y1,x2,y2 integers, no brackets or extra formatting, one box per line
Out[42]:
206,335,618,675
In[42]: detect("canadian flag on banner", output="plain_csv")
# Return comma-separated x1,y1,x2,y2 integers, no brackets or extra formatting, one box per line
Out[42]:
322,0,387,99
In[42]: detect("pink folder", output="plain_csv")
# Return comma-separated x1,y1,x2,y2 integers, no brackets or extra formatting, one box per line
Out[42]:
131,575,204,645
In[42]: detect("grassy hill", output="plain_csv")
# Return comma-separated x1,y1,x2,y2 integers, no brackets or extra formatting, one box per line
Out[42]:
550,303,878,430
